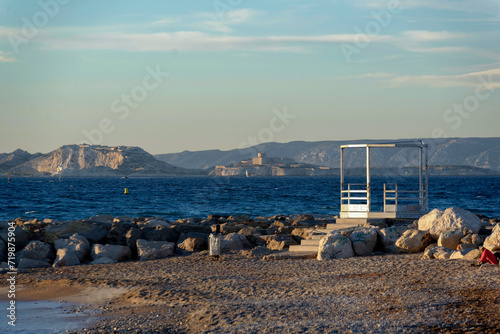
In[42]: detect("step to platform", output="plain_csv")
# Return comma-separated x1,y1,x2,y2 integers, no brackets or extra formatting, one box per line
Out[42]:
289,244,320,253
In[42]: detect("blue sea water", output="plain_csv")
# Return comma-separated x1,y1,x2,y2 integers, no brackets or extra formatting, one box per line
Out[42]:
0,176,499,222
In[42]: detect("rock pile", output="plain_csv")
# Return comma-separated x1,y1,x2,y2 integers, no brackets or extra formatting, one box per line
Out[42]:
317,207,500,263
0,213,332,269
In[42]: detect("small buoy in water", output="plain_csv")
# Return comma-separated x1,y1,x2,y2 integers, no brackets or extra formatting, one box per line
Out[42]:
124,188,129,195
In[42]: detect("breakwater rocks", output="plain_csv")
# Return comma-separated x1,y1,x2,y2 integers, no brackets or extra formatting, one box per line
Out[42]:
318,207,500,263
1,208,499,270
0,213,334,269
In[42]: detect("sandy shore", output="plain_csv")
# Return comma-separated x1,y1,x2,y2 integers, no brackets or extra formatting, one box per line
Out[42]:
1,251,499,333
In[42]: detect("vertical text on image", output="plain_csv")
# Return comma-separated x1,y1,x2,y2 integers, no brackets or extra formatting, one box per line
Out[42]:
6,221,17,327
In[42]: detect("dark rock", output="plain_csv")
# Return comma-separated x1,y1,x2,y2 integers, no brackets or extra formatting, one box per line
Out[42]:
106,223,133,245
143,226,179,243
173,224,211,234
45,220,108,244
125,227,143,254
0,225,29,251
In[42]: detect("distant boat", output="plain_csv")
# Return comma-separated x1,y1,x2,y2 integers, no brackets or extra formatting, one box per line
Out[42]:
245,170,249,177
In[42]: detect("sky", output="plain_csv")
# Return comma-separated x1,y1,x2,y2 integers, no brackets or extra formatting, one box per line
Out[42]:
0,0,499,155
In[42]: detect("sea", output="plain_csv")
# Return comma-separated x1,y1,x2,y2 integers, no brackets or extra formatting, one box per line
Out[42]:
1,176,499,222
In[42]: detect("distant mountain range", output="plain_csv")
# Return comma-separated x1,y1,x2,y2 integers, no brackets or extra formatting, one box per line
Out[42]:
155,137,500,175
2,138,499,177
2,145,204,177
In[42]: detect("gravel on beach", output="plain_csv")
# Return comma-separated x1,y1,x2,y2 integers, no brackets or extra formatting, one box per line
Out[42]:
6,251,500,334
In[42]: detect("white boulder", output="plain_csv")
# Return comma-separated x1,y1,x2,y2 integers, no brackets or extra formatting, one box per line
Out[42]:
136,239,174,261
54,233,90,261
378,226,408,253
221,233,252,252
53,249,80,267
484,224,500,251
350,228,378,256
91,244,131,262
317,232,354,261
418,207,482,239
395,229,432,253
437,229,464,250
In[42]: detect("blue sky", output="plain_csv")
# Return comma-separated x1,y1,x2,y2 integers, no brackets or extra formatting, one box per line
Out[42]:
0,0,499,154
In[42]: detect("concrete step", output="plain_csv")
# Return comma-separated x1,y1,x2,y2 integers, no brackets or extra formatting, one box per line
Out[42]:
289,245,319,253
300,239,321,246
309,234,326,240
326,223,362,230
336,218,386,225
263,250,317,260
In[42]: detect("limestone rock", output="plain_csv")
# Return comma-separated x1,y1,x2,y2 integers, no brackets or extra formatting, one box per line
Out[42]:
434,247,454,259
125,227,143,253
91,244,131,262
260,234,298,250
143,226,178,243
221,233,252,252
463,248,482,261
54,233,90,261
89,215,114,224
350,228,378,256
45,220,108,244
178,234,208,252
136,239,174,261
18,241,54,262
227,215,251,223
143,219,171,228
106,223,133,245
18,258,50,269
0,226,28,251
461,234,484,245
53,249,80,267
484,224,500,251
113,215,134,223
317,232,354,261
379,226,408,253
396,229,432,254
418,207,482,239
438,229,464,250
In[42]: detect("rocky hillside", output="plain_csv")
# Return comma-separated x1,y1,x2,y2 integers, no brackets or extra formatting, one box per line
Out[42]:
7,145,205,177
0,149,42,174
155,138,500,174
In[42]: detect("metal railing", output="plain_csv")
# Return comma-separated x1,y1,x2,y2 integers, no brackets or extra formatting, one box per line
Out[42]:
383,183,428,213
341,183,369,212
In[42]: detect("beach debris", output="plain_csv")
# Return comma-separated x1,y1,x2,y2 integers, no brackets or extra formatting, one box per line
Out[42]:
317,232,354,260
136,239,174,261
395,229,432,254
418,207,482,239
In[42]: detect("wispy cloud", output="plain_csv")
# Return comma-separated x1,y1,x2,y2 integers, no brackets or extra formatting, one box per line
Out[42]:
199,9,258,33
387,68,500,89
0,51,15,62
401,30,469,42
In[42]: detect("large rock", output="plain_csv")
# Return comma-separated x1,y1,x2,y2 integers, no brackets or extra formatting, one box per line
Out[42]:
89,215,114,224
18,258,50,269
379,226,408,253
350,228,378,256
45,220,108,244
317,232,354,261
53,248,81,267
221,233,252,252
462,248,482,261
461,234,484,245
177,233,208,252
106,223,133,245
418,207,482,239
260,234,298,250
484,224,500,251
136,239,174,261
17,241,54,262
449,248,475,260
54,233,90,261
0,226,29,251
143,226,178,243
437,229,464,250
91,244,131,262
0,239,5,262
143,218,171,228
395,229,432,253
125,227,143,253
